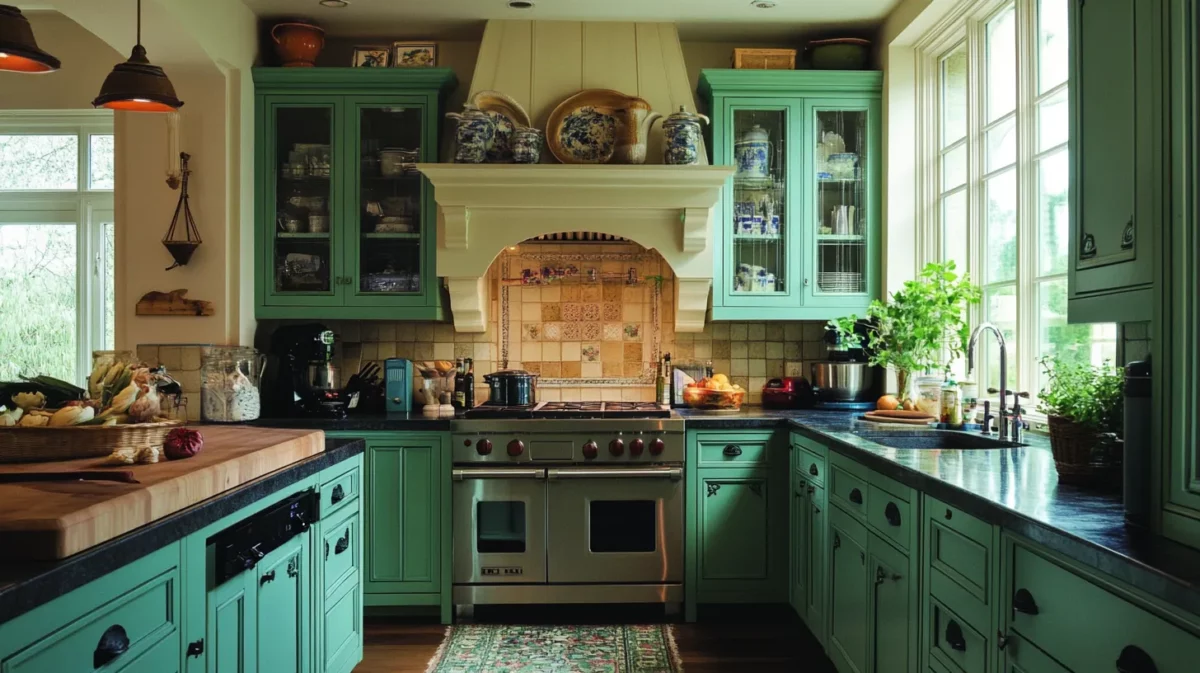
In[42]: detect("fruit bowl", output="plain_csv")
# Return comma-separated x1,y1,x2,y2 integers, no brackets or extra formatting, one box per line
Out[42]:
682,386,746,410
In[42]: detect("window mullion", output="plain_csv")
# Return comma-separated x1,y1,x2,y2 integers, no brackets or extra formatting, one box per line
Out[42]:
967,12,988,387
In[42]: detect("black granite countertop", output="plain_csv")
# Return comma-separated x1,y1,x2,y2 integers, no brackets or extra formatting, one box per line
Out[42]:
0,437,365,623
248,413,451,431
684,406,1200,617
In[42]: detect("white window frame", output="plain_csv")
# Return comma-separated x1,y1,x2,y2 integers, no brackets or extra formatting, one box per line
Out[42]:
913,0,1113,414
0,110,115,385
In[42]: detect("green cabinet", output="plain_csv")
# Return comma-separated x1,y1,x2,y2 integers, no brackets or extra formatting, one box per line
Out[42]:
789,439,828,645
1066,0,1163,322
253,68,457,321
698,70,882,321
206,562,256,672
869,531,910,673
828,504,870,673
791,471,808,616
699,471,771,584
255,535,311,673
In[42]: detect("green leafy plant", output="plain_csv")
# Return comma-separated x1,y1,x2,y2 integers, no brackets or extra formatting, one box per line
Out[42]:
1037,355,1123,436
827,261,981,402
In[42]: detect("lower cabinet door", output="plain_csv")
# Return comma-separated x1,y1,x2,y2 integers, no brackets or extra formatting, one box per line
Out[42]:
791,474,809,616
256,535,311,673
321,579,363,673
364,438,442,595
1005,635,1072,673
207,567,257,672
806,484,827,644
870,532,911,673
699,472,770,587
828,505,870,673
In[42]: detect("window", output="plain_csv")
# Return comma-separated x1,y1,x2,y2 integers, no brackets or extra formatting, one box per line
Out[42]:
0,112,115,385
921,0,1116,403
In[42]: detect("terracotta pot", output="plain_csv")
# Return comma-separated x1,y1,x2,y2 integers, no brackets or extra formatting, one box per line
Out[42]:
271,22,324,67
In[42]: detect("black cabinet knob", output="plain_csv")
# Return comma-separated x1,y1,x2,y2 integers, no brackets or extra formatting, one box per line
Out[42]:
884,501,902,526
945,509,953,520
187,639,205,658
1012,588,1039,615
945,620,967,652
260,569,276,586
850,488,863,505
1116,645,1157,673
335,529,350,555
723,444,742,457
331,484,345,505
809,463,819,476
93,625,130,668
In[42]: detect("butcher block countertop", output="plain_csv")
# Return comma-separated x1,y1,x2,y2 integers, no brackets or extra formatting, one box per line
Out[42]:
0,434,364,623
0,426,327,561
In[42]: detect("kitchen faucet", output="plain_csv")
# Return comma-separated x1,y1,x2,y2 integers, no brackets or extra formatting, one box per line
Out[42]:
966,323,1010,440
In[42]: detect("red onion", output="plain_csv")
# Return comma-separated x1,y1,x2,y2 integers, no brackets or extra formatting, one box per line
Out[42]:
164,427,203,460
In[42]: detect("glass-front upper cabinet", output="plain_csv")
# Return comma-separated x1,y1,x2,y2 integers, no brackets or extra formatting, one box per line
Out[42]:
700,70,882,321
254,69,456,321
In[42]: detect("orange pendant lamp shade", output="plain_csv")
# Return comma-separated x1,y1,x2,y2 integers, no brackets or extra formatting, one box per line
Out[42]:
92,0,182,112
0,5,61,73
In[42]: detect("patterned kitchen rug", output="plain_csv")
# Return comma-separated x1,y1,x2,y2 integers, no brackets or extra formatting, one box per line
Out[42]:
425,624,683,673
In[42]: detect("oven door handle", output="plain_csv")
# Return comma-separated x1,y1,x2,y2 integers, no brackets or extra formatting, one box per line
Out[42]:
547,467,683,481
452,468,547,480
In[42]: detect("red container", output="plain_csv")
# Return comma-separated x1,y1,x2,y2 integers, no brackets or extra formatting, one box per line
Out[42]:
762,377,815,409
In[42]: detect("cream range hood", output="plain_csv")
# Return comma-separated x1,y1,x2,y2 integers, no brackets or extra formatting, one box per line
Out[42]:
421,20,732,334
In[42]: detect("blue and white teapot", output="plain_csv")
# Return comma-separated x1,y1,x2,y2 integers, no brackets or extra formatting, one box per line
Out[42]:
734,124,771,179
661,106,710,166
446,105,496,164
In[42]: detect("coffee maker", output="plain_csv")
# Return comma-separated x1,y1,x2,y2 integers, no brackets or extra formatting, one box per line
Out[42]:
262,323,346,418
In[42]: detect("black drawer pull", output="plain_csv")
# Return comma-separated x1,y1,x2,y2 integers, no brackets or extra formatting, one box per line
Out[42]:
832,533,841,550
809,463,819,476
723,444,742,457
945,620,967,652
945,508,953,520
331,483,346,505
884,501,902,526
335,529,350,555
1012,588,1039,615
260,569,276,586
187,639,205,658
1116,645,1157,673
93,625,130,668
325,540,330,560
849,488,863,505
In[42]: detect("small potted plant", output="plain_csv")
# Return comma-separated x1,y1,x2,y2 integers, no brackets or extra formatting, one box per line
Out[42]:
828,261,981,405
1038,355,1124,485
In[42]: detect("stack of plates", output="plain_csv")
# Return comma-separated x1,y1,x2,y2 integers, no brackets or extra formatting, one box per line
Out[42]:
818,272,863,292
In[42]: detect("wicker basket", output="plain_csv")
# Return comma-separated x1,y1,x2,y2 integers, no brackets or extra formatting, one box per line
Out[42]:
732,48,797,70
0,420,182,463
1047,414,1122,488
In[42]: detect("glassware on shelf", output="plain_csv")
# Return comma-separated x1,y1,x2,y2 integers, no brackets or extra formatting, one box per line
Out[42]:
813,108,869,295
201,346,265,422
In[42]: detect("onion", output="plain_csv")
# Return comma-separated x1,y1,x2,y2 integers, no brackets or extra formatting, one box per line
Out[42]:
164,427,204,460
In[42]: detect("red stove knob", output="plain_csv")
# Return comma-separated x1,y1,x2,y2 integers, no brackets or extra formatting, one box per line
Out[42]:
476,439,493,455
649,438,665,456
506,439,524,457
629,438,645,456
582,441,599,460
609,438,625,456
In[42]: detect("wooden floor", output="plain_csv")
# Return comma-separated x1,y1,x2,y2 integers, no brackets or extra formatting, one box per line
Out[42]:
355,606,833,672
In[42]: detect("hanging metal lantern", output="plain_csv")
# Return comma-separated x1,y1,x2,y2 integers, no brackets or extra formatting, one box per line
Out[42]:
163,152,200,270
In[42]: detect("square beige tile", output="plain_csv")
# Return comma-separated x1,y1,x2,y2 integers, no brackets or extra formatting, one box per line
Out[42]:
378,323,397,341
712,359,731,376
601,387,623,401
712,340,731,358
582,285,603,303
712,323,731,339
561,285,582,302
522,303,542,321
582,343,601,362
623,323,643,341
673,342,694,359
803,342,825,359
583,303,602,321
562,341,581,361
603,323,623,341
749,342,766,358
603,302,621,321
766,342,784,359
730,323,748,341
561,387,582,400
414,342,434,360
523,343,543,361
767,359,784,378
582,322,602,340
601,342,624,363
731,342,748,359
622,286,641,304
541,286,561,302
694,342,712,359
397,323,416,341
524,362,542,374
804,322,826,341
539,387,561,402
562,361,582,378
541,304,562,322
434,324,456,342
765,323,784,341
602,284,621,301
562,322,583,340
562,302,583,322
431,342,451,360
474,343,493,361
541,362,562,377
624,361,645,377
522,324,541,341
454,343,473,359
731,359,749,376
543,322,562,341
748,323,767,341
362,323,379,341
602,361,622,377
749,360,766,377
624,342,643,362
542,342,562,361
582,361,603,378
784,342,802,359
621,303,640,322
416,324,436,342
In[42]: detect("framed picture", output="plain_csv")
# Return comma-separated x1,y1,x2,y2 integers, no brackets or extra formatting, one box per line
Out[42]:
393,42,437,67
351,47,390,68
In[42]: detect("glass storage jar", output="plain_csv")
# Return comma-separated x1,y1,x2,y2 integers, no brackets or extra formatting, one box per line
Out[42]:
201,346,264,422
915,375,943,416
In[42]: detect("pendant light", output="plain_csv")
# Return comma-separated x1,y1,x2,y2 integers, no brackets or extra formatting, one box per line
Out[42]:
0,5,61,73
93,0,183,112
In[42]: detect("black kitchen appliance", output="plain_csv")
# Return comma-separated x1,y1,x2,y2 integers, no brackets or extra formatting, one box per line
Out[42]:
482,369,539,406
262,323,347,418
812,321,884,410
208,488,319,586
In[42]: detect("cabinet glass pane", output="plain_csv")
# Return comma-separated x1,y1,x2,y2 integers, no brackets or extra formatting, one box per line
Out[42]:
813,109,867,294
731,108,788,295
358,105,424,294
273,106,334,293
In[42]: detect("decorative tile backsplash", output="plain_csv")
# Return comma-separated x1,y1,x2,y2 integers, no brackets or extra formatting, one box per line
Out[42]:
264,242,833,405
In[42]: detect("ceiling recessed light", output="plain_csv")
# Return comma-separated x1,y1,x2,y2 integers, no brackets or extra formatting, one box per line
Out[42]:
319,0,349,7
752,0,777,7
508,1,534,8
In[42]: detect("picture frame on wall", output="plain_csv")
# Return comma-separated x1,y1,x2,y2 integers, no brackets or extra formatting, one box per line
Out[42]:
392,42,437,67
351,47,390,68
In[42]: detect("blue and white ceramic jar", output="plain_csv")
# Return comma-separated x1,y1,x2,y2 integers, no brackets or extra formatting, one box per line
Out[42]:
446,106,496,164
511,127,545,164
661,106,709,165
734,124,771,179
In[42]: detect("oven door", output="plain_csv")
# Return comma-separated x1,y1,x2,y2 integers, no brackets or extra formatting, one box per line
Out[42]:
452,467,548,584
545,467,684,584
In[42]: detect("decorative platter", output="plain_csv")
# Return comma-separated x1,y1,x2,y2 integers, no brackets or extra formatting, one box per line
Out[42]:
470,90,531,163
545,89,632,164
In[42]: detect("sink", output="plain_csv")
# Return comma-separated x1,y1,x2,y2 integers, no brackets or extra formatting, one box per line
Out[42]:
851,429,1023,450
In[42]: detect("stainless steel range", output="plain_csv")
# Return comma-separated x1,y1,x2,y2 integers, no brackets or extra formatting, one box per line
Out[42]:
451,402,685,611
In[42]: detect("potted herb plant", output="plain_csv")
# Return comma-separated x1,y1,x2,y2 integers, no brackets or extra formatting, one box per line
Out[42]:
1038,355,1124,483
828,261,981,405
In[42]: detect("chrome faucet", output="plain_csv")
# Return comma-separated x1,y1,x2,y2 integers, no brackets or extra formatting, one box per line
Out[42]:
966,323,1009,440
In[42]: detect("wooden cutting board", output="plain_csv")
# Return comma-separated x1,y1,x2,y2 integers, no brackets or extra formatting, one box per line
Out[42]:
0,426,326,561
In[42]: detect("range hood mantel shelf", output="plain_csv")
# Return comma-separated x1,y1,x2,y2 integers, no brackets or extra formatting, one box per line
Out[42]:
418,163,733,334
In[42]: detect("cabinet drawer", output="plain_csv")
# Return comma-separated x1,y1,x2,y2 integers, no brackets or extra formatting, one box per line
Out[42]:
111,635,179,673
866,483,910,550
929,597,988,673
323,506,360,597
3,568,178,673
696,433,772,465
797,448,826,487
1010,541,1200,673
829,465,868,519
322,579,363,673
321,462,361,518
927,496,992,602
790,432,828,458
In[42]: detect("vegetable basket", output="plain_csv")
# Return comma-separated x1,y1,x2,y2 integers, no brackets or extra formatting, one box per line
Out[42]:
0,420,182,463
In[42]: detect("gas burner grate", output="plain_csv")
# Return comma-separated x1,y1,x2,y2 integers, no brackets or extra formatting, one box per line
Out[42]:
461,401,671,420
